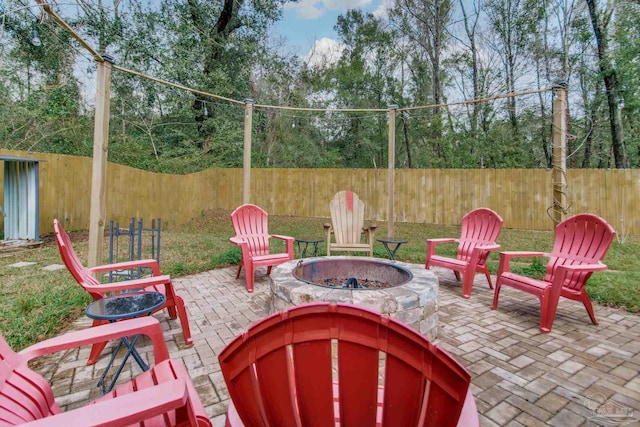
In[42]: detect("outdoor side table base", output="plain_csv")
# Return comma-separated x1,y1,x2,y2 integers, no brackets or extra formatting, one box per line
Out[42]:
295,238,323,258
85,291,166,393
377,238,408,261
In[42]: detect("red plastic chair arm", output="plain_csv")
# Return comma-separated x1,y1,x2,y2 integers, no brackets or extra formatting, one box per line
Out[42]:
89,258,161,276
81,275,172,294
21,379,189,427
19,317,170,365
271,235,294,242
427,238,458,244
229,236,247,246
475,244,501,252
497,251,547,274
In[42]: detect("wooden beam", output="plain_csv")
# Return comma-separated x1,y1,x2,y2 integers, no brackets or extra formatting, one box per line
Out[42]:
243,99,254,205
87,59,113,267
387,105,398,238
551,83,568,225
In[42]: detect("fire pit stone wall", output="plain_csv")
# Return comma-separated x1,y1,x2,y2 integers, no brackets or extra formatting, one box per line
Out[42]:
269,256,439,340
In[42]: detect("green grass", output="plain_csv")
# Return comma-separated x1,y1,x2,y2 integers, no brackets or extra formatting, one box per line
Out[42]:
1,208,638,350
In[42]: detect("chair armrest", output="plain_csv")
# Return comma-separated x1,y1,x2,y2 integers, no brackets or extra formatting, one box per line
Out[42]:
426,238,458,259
323,223,332,231
20,317,170,364
82,275,172,294
497,251,547,278
89,259,161,276
229,236,247,247
272,235,295,258
475,244,501,252
22,379,189,427
427,238,457,244
271,234,294,242
365,224,377,231
559,263,608,273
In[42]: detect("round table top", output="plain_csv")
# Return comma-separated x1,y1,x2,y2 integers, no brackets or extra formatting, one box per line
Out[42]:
376,237,408,244
295,237,324,243
85,291,166,321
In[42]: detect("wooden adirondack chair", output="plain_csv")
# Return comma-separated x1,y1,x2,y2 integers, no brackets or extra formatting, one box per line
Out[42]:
492,213,615,333
324,190,377,256
53,219,192,366
219,303,479,427
425,208,503,298
0,317,211,426
230,204,294,293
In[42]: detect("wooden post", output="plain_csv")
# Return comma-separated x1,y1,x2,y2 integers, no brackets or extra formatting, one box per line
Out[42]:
88,57,113,267
243,99,254,205
551,82,568,225
387,105,398,238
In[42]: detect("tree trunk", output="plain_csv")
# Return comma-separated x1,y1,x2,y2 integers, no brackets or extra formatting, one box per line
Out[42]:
584,0,628,168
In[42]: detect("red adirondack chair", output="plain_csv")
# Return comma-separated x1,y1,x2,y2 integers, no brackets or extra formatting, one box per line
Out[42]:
54,219,192,365
492,213,615,333
230,204,294,293
0,317,211,426
219,303,479,427
425,208,503,298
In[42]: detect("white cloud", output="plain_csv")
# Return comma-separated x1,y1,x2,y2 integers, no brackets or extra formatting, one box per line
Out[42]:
372,0,393,19
285,0,373,19
303,37,345,69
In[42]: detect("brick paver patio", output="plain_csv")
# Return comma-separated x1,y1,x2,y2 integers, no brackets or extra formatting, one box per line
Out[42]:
36,266,640,426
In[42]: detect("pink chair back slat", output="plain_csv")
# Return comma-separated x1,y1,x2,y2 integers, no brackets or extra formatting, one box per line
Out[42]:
291,341,335,426
546,214,615,291
54,220,102,298
458,208,503,264
231,205,271,256
219,304,472,427
381,355,426,426
0,337,59,425
336,341,379,426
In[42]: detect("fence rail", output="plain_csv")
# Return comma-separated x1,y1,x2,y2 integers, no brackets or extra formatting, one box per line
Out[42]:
0,149,637,236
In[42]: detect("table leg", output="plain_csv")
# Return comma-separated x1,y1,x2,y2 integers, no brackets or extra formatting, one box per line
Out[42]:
382,242,404,260
97,334,148,394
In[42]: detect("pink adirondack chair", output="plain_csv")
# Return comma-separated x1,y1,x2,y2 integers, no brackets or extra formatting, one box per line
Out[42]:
324,190,377,256
425,208,503,298
219,303,479,427
492,213,615,333
54,219,192,366
0,317,211,426
230,204,294,293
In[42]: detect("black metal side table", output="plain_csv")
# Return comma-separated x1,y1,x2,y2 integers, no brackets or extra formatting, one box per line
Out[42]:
85,291,166,393
295,238,323,258
376,238,408,261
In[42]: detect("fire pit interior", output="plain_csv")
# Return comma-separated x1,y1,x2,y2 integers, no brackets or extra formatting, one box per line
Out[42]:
270,256,439,340
293,258,413,289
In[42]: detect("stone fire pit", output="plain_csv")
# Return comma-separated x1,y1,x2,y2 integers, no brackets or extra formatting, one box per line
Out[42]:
269,256,439,340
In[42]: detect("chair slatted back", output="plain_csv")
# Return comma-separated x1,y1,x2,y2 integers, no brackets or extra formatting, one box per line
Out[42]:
458,208,504,265
546,214,615,291
231,204,272,257
219,303,471,427
330,191,366,245
0,336,60,424
53,220,102,299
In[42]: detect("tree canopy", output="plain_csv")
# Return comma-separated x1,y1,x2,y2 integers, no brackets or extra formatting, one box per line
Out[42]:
1,0,638,172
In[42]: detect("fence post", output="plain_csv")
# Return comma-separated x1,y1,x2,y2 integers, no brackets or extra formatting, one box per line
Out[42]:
551,82,568,225
88,55,114,267
243,99,254,205
387,104,398,238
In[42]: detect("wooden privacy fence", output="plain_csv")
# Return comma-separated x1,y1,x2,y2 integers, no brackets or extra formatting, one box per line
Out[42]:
0,149,637,236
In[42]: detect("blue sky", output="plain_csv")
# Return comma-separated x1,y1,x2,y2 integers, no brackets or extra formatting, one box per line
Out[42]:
271,0,390,57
